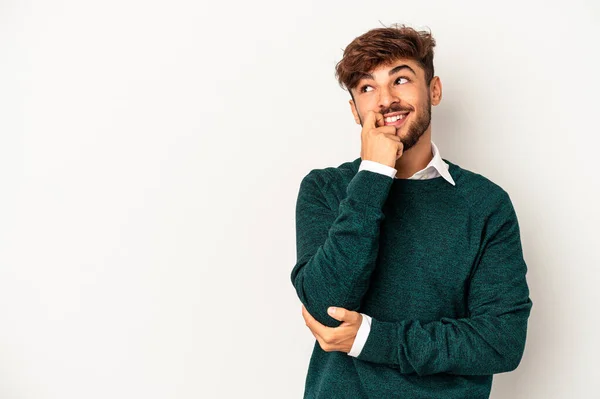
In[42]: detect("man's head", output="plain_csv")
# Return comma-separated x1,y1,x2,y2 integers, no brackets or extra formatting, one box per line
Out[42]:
335,24,442,152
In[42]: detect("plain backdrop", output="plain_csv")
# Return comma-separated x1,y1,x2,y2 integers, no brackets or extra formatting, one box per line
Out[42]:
1,0,599,398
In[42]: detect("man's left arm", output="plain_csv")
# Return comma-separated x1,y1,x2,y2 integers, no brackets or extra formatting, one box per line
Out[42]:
353,191,533,376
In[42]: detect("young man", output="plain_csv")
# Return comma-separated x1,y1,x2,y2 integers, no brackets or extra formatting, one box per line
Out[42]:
291,24,533,398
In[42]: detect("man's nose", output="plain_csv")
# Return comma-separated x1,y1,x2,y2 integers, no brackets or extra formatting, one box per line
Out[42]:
378,86,400,111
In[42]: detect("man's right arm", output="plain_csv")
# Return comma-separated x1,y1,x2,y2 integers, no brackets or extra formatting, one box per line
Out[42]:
347,160,395,354
290,165,393,328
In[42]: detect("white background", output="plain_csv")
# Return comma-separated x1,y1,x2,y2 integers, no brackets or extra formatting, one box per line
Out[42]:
1,0,599,398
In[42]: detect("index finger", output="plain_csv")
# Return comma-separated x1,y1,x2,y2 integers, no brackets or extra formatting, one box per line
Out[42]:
364,109,384,129
302,305,331,335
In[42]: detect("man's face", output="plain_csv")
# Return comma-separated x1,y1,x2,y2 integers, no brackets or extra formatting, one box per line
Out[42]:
349,58,441,152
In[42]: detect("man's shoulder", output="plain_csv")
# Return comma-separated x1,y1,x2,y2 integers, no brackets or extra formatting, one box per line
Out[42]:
300,157,361,191
446,159,512,212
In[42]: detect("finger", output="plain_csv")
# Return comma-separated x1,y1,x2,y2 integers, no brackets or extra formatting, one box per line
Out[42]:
328,306,346,321
364,110,384,129
302,304,313,322
377,125,398,135
305,321,331,349
333,307,362,324
303,306,331,337
363,110,375,128
382,133,403,157
373,111,384,128
310,328,324,343
382,133,401,142
313,331,331,352
302,305,313,325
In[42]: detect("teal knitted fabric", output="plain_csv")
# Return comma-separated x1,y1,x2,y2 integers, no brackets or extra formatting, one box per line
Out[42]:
291,156,533,399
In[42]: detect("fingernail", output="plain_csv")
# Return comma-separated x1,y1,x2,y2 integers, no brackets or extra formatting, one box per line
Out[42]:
328,307,336,315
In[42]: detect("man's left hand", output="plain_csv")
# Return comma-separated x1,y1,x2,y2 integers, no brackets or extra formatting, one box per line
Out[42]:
301,305,363,354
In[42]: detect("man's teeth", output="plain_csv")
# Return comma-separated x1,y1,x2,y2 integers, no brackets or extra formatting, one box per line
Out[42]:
385,114,407,123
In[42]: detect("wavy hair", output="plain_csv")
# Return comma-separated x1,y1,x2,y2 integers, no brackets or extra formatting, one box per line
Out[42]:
335,24,436,95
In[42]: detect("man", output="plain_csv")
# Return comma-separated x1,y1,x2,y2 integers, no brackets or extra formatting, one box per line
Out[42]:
290,24,533,398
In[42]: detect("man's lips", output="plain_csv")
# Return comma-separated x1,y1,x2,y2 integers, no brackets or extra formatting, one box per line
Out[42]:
383,112,410,127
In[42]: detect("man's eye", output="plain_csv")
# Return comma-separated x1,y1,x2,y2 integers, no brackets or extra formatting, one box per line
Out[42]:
360,77,408,93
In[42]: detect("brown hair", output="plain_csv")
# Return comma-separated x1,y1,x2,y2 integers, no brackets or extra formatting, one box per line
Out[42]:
335,24,436,95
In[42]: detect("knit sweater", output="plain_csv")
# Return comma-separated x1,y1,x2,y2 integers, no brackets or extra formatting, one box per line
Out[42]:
291,156,533,399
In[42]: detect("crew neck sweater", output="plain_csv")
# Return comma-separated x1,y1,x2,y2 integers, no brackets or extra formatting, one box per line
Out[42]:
351,141,456,357
291,156,533,399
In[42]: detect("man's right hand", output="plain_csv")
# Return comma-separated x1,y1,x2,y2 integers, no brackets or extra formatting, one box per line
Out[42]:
359,110,404,168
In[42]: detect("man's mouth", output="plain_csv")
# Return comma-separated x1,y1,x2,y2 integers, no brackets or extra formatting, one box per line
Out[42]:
383,112,410,127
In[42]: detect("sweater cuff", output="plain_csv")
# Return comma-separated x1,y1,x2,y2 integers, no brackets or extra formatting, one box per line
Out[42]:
355,317,399,366
347,169,393,208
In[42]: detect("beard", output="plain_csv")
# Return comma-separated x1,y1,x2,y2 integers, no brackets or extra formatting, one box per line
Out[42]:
398,96,431,152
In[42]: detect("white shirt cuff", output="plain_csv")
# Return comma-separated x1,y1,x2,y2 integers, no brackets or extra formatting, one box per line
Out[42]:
358,160,397,179
348,313,372,357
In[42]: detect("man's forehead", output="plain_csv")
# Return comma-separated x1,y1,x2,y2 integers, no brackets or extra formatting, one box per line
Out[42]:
354,60,421,85
369,59,420,74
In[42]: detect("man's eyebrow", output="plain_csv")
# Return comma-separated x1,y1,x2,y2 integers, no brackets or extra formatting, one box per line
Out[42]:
357,64,417,81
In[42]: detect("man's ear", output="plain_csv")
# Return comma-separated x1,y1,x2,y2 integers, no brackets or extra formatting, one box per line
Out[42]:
430,76,442,106
349,99,361,124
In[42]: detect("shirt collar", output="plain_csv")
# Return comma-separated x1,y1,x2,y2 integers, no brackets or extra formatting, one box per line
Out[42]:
411,141,456,186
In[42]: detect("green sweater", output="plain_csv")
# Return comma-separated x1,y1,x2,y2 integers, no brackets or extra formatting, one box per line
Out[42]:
291,156,533,399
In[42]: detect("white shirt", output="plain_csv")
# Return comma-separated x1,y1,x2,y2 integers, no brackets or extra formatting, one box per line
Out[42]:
348,140,456,357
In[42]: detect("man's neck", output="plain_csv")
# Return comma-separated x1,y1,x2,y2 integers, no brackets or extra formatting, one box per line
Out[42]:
394,129,433,179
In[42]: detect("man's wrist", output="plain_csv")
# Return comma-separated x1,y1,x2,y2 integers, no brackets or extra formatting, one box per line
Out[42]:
348,313,372,357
